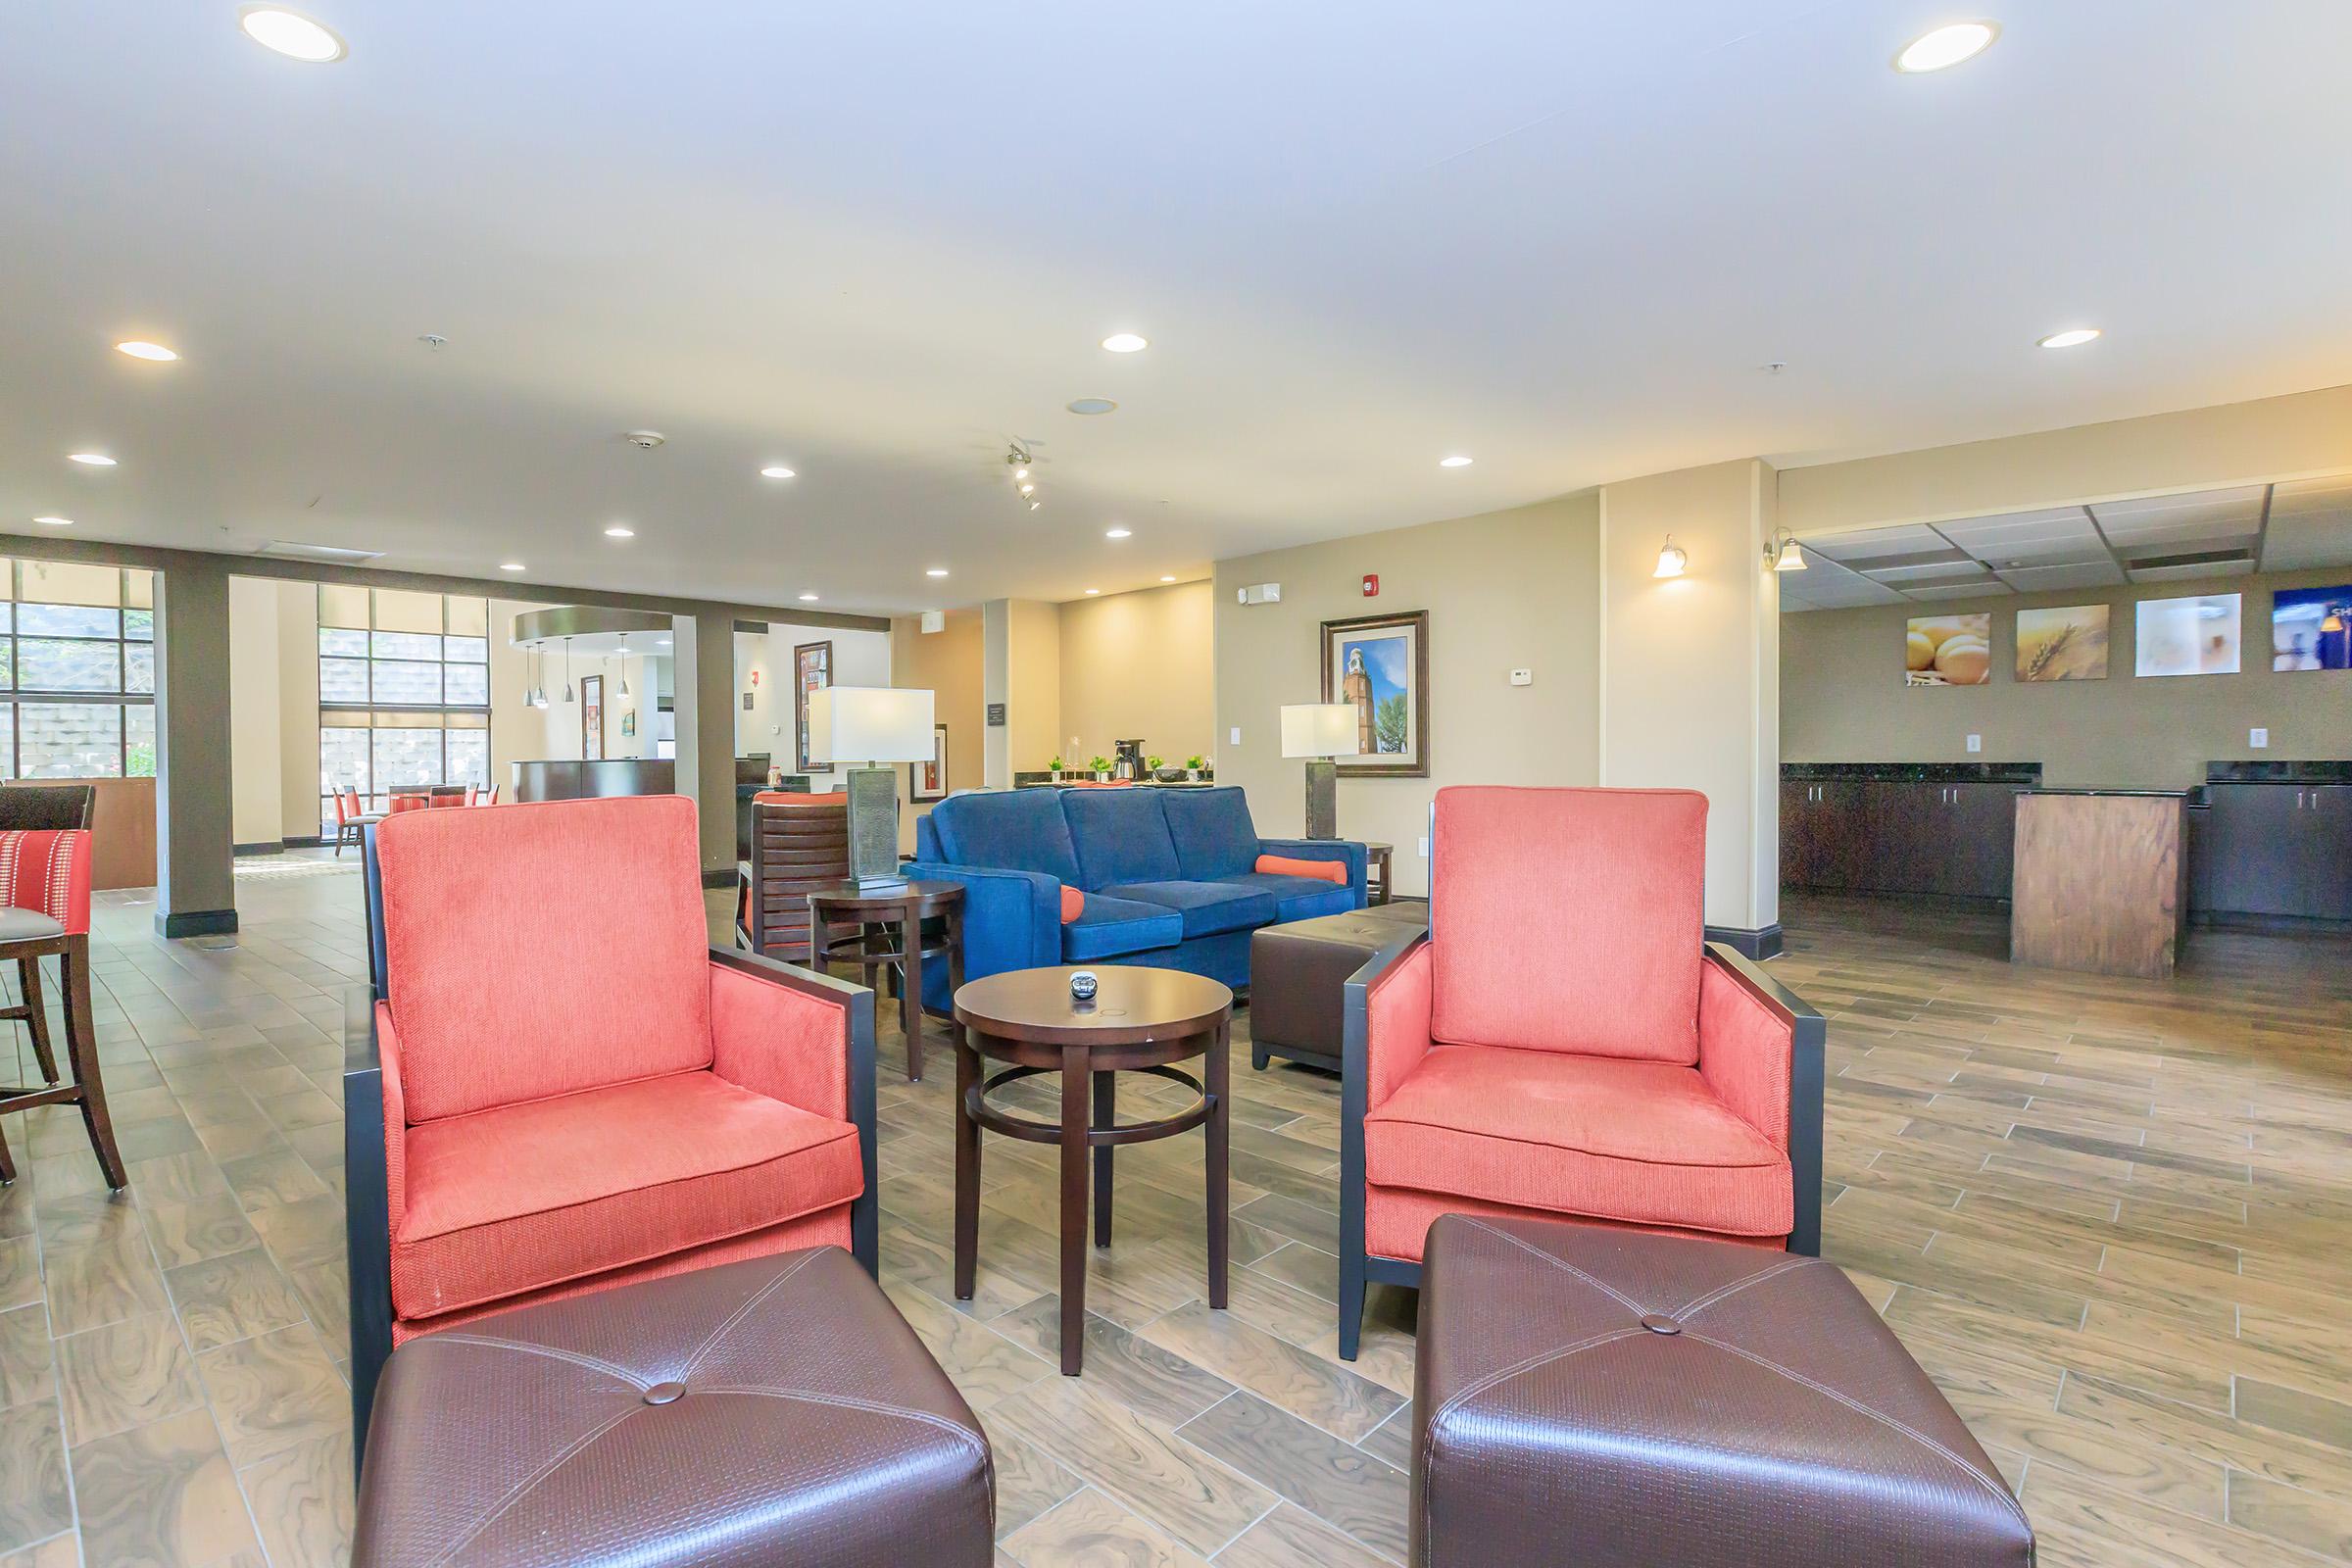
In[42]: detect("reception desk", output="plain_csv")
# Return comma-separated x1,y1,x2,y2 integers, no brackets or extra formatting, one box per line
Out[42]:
510,759,675,803
2010,790,2188,979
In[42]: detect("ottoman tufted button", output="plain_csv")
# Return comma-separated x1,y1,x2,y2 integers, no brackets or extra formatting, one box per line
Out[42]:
1639,1313,1682,1336
642,1380,686,1405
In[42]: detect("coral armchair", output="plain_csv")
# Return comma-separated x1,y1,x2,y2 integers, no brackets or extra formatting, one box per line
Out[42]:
344,795,878,1456
1338,786,1824,1358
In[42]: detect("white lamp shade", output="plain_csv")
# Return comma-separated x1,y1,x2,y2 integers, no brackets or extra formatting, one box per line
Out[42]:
809,686,935,763
1280,703,1360,759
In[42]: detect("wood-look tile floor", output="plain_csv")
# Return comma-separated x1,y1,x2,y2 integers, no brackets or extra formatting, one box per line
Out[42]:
2,867,2348,1567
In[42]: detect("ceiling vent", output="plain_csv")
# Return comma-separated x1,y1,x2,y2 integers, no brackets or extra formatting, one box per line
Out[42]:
253,541,385,564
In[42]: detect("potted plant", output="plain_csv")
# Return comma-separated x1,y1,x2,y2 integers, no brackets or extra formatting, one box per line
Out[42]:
1048,755,1063,782
1090,755,1112,782
1185,754,1205,782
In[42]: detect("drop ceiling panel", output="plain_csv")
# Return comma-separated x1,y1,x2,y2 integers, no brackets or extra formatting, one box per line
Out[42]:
2261,475,2352,572
1801,524,1951,564
1864,558,1994,584
1999,561,2128,591
2089,485,2267,544
1934,508,2102,558
2129,558,2255,582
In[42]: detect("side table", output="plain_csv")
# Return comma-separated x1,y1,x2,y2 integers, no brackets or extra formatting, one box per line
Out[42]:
808,879,964,1081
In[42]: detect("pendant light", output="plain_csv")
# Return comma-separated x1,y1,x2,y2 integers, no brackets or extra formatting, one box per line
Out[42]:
617,634,631,698
562,637,575,705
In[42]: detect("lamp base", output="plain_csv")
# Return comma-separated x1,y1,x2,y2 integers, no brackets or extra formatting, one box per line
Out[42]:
844,765,902,884
1303,759,1339,841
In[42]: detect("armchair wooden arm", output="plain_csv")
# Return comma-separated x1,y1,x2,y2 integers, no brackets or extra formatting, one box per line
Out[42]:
1700,942,1827,1258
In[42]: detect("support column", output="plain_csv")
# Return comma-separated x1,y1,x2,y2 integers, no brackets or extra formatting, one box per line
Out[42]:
1598,459,1781,956
154,559,238,937
670,611,740,885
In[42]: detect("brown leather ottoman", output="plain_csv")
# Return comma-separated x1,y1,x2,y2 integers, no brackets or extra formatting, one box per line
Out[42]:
1414,1214,2034,1567
354,1247,995,1568
1250,903,1426,1071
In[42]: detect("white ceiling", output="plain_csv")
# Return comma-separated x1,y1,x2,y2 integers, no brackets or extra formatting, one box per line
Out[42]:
1780,477,2352,609
6,3,2352,613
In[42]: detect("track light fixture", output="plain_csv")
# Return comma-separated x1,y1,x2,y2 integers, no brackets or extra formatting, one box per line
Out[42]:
1005,443,1041,512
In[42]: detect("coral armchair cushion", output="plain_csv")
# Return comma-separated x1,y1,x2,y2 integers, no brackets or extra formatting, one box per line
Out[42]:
1363,1044,1792,1240
392,1069,862,1320
374,795,715,1122
0,829,91,935
1429,786,1707,1064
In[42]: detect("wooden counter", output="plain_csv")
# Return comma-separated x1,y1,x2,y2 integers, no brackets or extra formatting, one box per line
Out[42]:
2010,791,2187,979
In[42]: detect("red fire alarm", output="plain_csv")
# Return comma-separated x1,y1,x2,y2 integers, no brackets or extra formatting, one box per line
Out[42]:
1361,573,1380,598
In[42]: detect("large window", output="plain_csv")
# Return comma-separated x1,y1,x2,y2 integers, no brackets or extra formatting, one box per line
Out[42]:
318,587,490,830
0,562,156,779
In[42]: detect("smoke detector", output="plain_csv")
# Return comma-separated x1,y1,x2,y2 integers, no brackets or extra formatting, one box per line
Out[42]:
623,430,667,450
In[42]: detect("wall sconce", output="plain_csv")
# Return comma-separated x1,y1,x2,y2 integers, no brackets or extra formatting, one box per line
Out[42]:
1653,536,1689,578
1766,532,1807,571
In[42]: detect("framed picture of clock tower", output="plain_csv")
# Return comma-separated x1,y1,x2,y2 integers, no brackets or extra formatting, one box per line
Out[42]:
1320,609,1429,778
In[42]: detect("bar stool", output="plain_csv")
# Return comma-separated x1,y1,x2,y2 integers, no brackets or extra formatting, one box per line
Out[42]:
0,828,124,1188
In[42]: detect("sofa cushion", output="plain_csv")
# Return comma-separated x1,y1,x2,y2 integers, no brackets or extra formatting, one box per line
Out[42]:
376,795,714,1123
1430,786,1706,1064
1255,853,1346,885
1363,1043,1791,1239
1226,871,1357,922
1061,893,1185,961
393,1070,863,1320
1064,789,1183,889
927,789,1085,886
1162,787,1260,880
1099,879,1276,939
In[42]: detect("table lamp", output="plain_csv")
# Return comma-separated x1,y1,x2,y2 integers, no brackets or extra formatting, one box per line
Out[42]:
808,685,936,887
1280,703,1361,841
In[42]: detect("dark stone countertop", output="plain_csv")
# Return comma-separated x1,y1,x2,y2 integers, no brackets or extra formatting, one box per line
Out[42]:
2206,760,2352,784
1781,762,2043,784
2019,788,2194,799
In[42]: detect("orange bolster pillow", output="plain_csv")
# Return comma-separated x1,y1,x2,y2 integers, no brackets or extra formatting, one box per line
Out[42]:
1256,854,1346,885
1061,885,1086,923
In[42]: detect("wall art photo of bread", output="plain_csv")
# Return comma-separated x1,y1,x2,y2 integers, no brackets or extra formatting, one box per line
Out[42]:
1905,613,1991,686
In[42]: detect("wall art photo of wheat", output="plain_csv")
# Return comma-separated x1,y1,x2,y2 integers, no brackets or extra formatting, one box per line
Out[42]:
2015,604,2111,682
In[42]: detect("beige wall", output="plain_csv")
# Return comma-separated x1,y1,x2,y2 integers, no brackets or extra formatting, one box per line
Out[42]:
226,576,282,846
1006,600,1060,777
1213,493,1601,897
1057,579,1214,772
1780,382,2352,538
734,622,893,776
891,609,986,850
1783,566,2352,790
1599,460,1779,932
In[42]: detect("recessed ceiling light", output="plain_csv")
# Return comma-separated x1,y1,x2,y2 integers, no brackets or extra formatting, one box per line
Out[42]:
1105,526,1132,539
239,6,348,63
798,593,820,602
116,341,178,362
1893,21,1997,74
604,524,635,538
68,453,116,466
760,466,796,479
499,562,525,572
2037,327,2102,349
1439,455,1474,468
926,567,950,578
32,516,74,527
1101,333,1149,354
1067,398,1118,416
1084,588,1101,596
1159,575,1176,583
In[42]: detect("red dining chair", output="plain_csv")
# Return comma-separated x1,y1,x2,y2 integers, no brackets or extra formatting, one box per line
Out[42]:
0,829,124,1188
333,787,383,856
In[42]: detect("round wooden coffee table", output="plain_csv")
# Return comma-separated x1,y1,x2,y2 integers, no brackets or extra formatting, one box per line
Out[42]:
951,965,1233,1375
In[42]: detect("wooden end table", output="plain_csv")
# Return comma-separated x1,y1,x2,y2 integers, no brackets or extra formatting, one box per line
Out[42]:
1364,841,1394,905
807,879,964,1082
951,966,1233,1375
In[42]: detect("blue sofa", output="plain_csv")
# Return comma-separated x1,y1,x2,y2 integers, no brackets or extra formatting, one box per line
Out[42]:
907,786,1366,1010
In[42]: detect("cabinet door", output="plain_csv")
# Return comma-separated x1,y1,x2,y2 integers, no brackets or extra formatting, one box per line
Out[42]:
2200,785,2308,916
1853,782,1935,895
2304,787,2352,920
1814,781,1865,890
1945,784,2019,899
1780,782,1812,891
